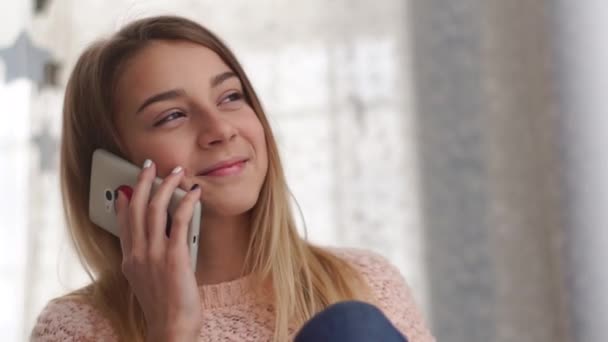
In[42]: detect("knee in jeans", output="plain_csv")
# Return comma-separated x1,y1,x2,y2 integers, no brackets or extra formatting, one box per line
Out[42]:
295,300,407,342
333,301,407,341
318,300,388,326
324,300,383,317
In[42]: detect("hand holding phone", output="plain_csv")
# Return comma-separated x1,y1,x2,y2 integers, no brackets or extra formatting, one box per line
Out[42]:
89,149,204,339
88,149,201,269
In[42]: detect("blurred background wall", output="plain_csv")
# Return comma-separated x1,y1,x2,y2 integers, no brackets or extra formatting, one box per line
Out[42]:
0,0,606,341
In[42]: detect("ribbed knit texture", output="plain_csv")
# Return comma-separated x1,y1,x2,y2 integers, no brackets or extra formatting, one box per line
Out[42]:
31,247,435,341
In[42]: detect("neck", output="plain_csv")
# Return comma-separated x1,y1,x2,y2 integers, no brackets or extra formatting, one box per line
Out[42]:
194,211,251,285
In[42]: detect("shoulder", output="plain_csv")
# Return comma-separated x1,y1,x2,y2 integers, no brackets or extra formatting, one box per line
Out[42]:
31,294,116,342
326,246,403,284
326,246,436,342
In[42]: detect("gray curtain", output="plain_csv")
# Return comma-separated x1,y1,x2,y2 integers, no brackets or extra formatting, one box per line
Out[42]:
407,1,574,341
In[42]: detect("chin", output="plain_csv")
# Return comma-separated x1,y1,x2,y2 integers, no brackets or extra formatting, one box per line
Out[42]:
203,195,259,217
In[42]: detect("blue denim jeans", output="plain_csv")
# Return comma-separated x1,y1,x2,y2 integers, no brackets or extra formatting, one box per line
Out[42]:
294,301,408,342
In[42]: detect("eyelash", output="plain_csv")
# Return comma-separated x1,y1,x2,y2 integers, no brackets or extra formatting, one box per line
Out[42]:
153,111,185,127
153,91,244,127
221,91,244,104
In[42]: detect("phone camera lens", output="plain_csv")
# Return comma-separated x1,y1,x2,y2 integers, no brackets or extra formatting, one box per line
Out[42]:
105,190,113,201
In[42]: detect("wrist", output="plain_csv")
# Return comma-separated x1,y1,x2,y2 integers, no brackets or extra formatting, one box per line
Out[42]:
146,323,199,342
146,332,197,342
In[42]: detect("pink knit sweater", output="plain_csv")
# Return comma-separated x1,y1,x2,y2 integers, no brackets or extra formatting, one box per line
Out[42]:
31,248,435,341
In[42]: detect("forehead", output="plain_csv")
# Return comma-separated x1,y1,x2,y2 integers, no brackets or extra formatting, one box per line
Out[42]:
115,40,232,106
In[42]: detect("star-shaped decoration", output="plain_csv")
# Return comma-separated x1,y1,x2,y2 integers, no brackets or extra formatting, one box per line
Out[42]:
0,31,53,85
31,121,58,173
34,0,51,14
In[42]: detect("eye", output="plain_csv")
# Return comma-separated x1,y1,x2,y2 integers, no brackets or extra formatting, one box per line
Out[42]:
153,111,185,127
219,91,244,105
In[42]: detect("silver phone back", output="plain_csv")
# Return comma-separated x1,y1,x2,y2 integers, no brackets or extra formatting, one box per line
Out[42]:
89,148,201,269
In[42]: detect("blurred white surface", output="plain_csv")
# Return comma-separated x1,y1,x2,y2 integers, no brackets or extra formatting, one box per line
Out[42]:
0,1,426,341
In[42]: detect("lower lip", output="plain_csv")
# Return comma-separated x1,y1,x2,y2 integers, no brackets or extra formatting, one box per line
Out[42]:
202,160,247,177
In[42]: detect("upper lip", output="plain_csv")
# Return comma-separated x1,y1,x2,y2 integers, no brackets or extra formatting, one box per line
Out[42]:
198,157,248,175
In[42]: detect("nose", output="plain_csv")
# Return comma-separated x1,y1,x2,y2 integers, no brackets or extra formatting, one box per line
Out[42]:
196,112,237,149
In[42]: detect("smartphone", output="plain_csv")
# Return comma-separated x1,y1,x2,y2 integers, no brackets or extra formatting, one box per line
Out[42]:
88,148,201,270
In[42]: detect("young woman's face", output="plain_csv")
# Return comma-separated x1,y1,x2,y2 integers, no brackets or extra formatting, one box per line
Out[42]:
113,40,268,216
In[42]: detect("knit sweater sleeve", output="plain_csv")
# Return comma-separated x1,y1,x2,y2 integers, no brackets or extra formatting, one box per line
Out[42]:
30,297,117,342
335,248,436,342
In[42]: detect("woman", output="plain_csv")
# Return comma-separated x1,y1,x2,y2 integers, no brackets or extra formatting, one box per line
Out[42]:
31,15,434,342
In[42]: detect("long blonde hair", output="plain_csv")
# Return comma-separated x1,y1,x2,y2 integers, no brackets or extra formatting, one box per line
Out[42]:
59,15,371,341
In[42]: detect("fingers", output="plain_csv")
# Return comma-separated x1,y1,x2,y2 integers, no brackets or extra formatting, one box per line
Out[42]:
115,190,131,256
129,159,156,254
115,159,199,271
168,184,201,252
146,166,185,252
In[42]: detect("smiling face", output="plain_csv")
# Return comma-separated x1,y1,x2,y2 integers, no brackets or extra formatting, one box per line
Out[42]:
113,40,268,217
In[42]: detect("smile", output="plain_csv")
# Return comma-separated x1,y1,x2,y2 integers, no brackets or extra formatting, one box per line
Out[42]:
198,158,248,177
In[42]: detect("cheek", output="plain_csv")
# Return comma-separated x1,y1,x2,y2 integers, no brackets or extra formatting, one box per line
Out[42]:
124,134,190,173
251,119,268,166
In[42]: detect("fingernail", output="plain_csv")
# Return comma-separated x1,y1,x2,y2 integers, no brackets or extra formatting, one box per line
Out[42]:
116,185,133,201
171,166,183,174
190,184,200,191
143,159,153,168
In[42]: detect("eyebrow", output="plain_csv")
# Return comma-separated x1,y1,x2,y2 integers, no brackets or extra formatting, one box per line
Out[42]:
135,71,239,114
211,71,238,88
136,89,186,114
